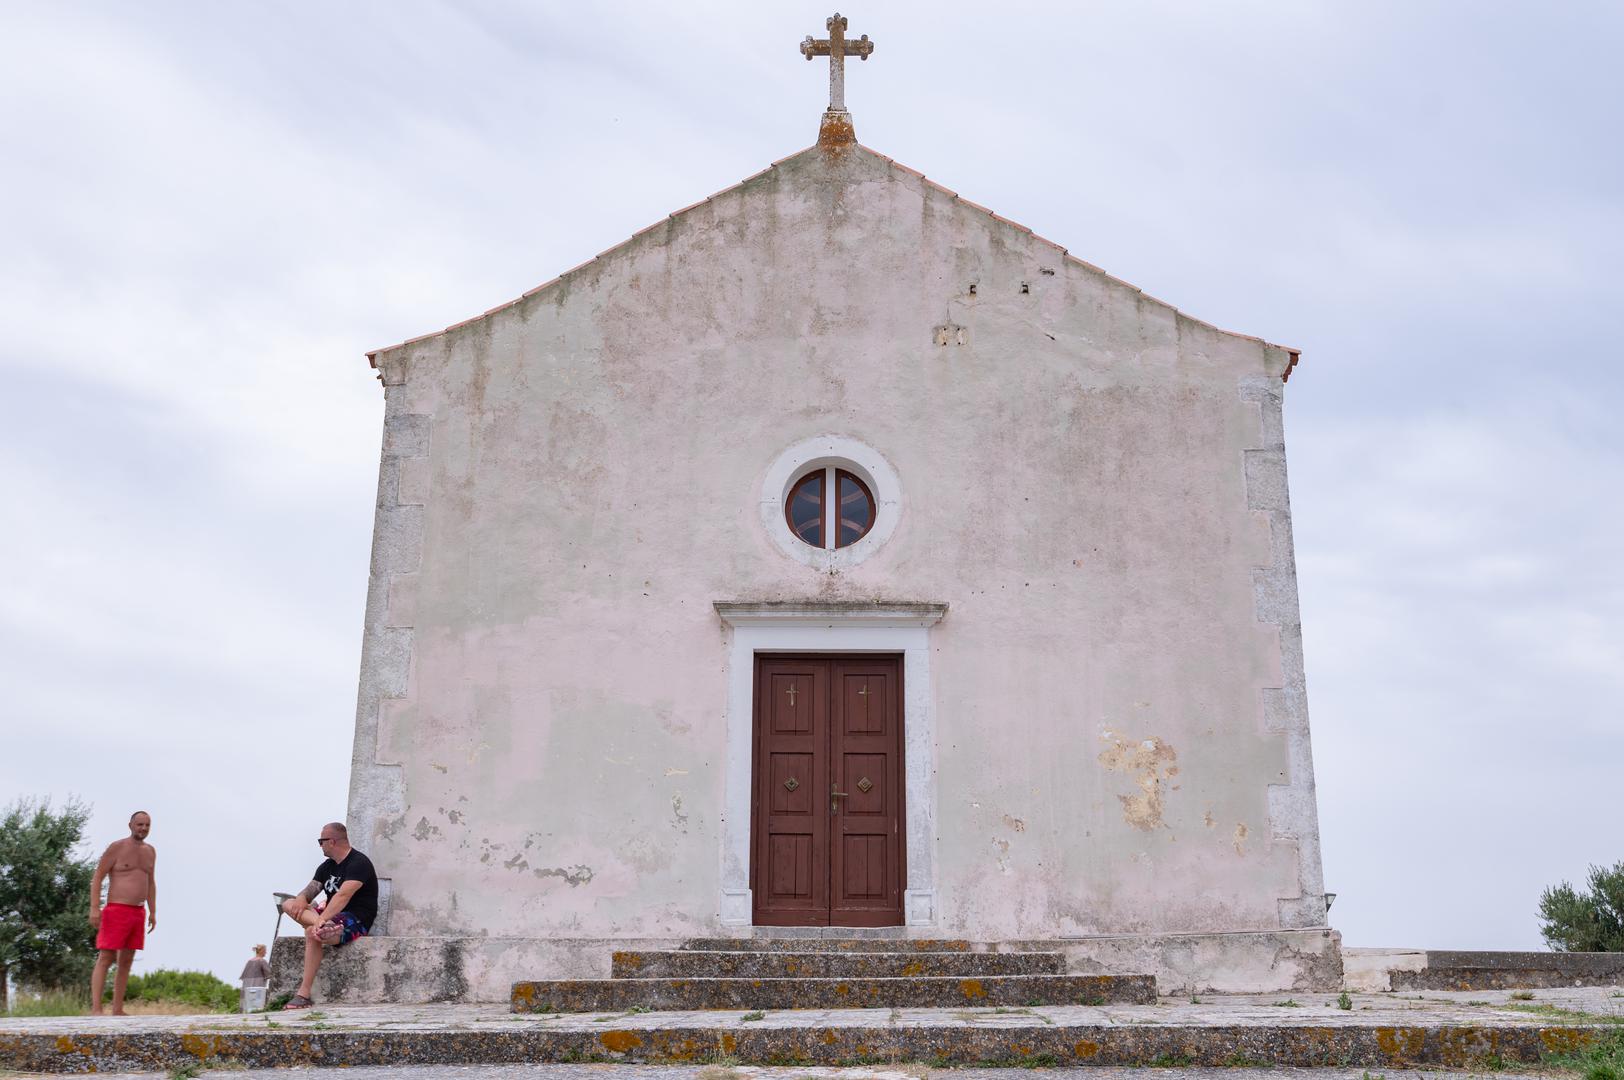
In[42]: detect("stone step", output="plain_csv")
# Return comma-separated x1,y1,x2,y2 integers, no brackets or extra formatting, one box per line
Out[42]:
679,936,1001,953
613,949,1064,979
2,1006,1611,1071
511,973,1154,1012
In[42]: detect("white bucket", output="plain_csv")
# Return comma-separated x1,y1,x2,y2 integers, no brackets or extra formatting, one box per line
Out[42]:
241,985,268,1012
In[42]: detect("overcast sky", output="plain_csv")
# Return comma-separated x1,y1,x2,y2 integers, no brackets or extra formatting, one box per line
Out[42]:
2,2,1620,985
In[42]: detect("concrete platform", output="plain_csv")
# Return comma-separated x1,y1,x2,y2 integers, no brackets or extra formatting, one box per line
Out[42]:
1346,947,1624,991
270,929,1342,1003
3,986,1621,1073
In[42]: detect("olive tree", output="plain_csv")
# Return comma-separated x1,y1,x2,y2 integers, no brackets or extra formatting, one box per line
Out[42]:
0,798,99,1010
1538,861,1624,953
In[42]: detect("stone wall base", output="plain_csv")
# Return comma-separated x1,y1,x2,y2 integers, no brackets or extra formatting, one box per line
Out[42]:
1059,928,1343,995
270,928,1342,1004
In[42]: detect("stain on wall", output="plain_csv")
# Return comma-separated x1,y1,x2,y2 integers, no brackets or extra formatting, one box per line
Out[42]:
1096,734,1179,831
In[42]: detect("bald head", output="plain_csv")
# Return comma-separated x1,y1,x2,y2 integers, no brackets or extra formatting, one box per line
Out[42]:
317,822,351,859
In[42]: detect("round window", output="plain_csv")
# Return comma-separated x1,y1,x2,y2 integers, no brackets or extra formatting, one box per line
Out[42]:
761,436,900,570
785,467,875,550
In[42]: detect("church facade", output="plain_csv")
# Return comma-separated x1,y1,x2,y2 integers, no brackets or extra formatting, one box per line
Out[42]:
331,42,1338,1001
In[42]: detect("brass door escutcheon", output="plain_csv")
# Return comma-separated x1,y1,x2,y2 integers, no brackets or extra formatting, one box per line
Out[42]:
783,777,799,792
856,776,873,793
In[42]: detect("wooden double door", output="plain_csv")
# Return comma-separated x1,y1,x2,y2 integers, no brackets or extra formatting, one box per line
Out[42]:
751,655,905,927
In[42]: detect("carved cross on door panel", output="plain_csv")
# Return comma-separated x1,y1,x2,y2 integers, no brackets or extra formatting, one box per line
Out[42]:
786,683,799,707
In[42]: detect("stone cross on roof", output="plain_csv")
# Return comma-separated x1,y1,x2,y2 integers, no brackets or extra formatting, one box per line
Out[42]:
801,12,873,146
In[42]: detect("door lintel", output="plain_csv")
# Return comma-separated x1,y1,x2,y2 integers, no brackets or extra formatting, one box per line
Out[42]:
714,601,947,629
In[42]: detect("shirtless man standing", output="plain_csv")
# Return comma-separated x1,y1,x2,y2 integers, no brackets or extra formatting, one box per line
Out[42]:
88,811,157,1016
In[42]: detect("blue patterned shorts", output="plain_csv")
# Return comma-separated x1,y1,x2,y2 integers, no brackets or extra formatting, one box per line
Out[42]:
317,912,368,946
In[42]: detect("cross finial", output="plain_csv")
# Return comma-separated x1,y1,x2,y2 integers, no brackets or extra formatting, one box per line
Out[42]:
800,12,874,146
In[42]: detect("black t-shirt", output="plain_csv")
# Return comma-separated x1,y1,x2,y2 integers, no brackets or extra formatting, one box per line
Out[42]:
311,848,378,930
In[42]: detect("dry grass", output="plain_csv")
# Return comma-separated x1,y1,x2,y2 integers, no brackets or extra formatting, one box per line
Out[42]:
119,1000,219,1016
696,1067,738,1080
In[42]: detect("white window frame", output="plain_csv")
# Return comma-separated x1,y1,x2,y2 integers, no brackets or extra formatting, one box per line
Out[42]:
761,435,901,571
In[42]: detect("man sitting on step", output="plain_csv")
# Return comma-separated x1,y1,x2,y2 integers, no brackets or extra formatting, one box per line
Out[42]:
279,821,379,1009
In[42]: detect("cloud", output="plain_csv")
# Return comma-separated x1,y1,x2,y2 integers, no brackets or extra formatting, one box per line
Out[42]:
1297,404,1624,947
1,2,1620,976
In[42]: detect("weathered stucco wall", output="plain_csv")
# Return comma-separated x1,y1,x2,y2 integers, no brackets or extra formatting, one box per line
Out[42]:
347,143,1327,945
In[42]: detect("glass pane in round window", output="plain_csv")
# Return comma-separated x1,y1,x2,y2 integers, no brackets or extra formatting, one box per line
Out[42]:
787,471,824,547
836,470,874,548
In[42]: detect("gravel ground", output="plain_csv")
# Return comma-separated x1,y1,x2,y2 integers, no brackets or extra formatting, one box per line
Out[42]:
0,1067,1562,1080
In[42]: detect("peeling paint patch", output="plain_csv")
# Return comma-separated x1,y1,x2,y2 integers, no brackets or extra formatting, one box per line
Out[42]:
671,793,688,828
534,864,594,886
1001,814,1026,833
1233,822,1248,855
412,817,441,841
1204,810,1215,828
1096,735,1178,831
502,853,528,871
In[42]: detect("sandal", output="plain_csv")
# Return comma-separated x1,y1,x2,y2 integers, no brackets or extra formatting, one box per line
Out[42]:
282,995,314,1010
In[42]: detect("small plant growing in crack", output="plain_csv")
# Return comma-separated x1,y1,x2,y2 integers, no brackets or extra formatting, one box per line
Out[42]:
1147,1052,1194,1067
1221,1053,1270,1068
1336,991,1353,1010
740,1010,765,1022
1272,998,1301,1007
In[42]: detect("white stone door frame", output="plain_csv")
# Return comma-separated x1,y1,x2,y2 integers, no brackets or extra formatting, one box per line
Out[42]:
714,602,946,928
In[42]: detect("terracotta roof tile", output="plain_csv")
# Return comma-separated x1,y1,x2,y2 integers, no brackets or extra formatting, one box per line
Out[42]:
521,275,562,299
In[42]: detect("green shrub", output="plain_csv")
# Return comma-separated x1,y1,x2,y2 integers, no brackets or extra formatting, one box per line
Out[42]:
1539,862,1624,952
110,969,238,1012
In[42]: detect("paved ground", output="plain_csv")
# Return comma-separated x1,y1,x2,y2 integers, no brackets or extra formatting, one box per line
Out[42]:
0,1067,1567,1080
5,985,1620,1037
2,986,1618,1075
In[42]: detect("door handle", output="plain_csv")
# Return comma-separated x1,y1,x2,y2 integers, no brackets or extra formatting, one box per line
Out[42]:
831,784,849,813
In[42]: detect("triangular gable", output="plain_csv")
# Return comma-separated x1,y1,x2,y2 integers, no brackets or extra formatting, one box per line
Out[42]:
366,145,1300,381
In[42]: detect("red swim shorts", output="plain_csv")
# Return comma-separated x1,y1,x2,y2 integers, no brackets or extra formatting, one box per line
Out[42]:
96,902,145,951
